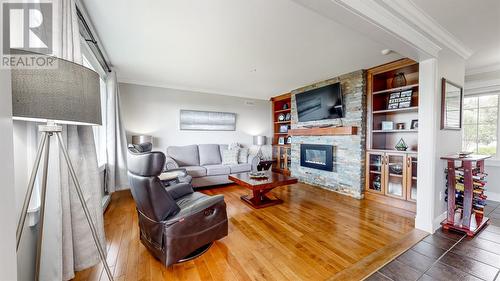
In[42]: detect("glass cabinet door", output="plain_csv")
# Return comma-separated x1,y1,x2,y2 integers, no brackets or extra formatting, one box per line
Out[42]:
367,153,384,193
406,155,418,201
385,153,406,199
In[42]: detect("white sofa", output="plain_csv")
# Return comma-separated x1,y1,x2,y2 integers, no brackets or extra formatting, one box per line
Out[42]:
165,144,258,188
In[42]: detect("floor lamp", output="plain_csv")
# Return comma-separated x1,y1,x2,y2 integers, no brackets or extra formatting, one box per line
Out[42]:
12,53,114,281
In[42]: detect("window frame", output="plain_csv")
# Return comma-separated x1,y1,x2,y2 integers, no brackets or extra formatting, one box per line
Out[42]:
462,92,500,158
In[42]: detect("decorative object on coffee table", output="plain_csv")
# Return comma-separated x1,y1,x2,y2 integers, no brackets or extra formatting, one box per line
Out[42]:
392,72,407,88
395,138,408,151
229,172,297,209
257,160,273,171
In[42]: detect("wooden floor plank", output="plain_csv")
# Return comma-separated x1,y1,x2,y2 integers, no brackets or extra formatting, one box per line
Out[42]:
73,183,416,281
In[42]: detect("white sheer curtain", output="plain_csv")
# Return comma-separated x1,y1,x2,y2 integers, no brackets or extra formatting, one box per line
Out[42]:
105,71,129,192
38,0,106,280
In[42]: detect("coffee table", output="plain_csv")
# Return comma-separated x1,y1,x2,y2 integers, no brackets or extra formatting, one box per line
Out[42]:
228,171,298,209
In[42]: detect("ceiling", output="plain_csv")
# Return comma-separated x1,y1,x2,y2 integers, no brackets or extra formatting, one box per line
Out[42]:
82,0,401,99
412,0,500,71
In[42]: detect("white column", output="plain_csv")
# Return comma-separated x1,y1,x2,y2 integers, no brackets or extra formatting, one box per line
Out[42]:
0,69,18,280
415,58,439,233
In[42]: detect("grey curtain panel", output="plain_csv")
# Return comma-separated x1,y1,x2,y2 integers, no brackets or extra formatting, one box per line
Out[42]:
105,71,129,192
38,0,107,280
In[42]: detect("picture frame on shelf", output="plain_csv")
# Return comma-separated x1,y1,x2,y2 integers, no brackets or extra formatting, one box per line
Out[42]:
286,136,292,144
381,121,394,131
411,119,418,129
278,137,285,145
279,125,288,133
285,112,291,121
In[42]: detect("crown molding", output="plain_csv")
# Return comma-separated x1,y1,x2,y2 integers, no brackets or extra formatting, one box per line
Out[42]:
466,63,500,76
334,0,441,59
380,0,473,60
464,79,500,95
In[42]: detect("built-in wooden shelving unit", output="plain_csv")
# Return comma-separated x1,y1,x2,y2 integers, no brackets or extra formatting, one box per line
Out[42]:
365,58,420,212
271,93,292,175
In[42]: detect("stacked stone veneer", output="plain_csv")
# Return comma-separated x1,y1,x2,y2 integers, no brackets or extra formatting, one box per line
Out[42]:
290,70,366,199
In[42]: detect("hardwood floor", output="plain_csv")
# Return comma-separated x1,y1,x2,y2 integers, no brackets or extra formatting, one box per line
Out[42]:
73,183,418,281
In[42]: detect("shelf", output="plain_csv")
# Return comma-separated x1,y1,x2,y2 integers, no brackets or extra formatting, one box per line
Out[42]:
368,149,418,154
273,144,290,147
289,126,358,136
274,132,288,135
372,84,419,95
369,171,381,175
373,106,418,114
275,108,291,113
372,129,418,133
275,121,291,124
389,174,403,178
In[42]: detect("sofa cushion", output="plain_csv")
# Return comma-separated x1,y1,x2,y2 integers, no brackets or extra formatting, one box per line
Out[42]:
198,144,222,165
204,164,231,176
229,163,252,174
183,166,207,178
221,149,239,165
238,148,249,164
167,145,199,166
219,144,228,160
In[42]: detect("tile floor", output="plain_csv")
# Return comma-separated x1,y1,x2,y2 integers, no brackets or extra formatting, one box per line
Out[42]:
366,200,500,281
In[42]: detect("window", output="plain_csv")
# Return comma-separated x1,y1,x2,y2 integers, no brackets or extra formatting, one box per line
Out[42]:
462,94,499,156
82,50,108,167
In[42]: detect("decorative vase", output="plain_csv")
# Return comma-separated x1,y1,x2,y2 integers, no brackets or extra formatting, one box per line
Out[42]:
395,138,408,151
392,72,407,88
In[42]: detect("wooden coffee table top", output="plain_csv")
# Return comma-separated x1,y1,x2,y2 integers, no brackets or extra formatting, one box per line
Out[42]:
228,171,298,191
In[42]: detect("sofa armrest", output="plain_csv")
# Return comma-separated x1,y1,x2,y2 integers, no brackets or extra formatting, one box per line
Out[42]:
247,154,259,171
164,156,179,170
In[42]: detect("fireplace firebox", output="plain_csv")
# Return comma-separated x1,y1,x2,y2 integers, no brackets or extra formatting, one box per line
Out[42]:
300,144,335,171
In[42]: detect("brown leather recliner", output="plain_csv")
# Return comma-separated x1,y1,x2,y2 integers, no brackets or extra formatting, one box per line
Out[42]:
127,148,228,266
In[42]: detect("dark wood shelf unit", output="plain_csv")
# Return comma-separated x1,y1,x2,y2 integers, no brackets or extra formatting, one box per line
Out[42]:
365,58,419,212
271,93,292,175
441,155,491,237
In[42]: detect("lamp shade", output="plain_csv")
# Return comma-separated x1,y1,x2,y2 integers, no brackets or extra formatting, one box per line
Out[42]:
11,52,102,126
253,135,266,146
131,135,153,145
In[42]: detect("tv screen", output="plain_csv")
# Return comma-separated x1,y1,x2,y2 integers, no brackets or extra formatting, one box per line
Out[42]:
295,82,344,122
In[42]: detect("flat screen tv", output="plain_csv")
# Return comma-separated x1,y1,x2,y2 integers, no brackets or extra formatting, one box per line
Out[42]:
295,82,344,122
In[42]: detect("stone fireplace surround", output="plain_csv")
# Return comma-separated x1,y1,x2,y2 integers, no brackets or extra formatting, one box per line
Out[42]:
290,70,366,199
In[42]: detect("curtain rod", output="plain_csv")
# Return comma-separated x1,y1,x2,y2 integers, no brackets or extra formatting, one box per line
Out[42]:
76,6,112,73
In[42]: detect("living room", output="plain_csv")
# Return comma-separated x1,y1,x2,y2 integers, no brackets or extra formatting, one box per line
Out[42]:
1,0,500,281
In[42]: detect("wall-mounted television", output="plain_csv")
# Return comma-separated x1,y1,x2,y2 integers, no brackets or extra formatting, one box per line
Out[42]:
295,82,344,122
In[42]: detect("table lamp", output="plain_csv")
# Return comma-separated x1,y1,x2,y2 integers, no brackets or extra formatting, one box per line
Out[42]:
12,52,114,280
131,134,153,145
253,135,267,159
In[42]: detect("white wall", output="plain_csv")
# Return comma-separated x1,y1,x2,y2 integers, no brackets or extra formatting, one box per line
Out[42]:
120,83,273,150
433,49,466,229
0,70,18,280
416,49,466,233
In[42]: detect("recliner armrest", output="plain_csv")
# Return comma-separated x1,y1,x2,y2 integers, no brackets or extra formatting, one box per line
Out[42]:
165,182,193,200
165,194,225,226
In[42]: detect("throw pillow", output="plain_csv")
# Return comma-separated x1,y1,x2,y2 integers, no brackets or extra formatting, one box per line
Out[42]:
228,142,241,150
238,148,249,163
221,148,239,165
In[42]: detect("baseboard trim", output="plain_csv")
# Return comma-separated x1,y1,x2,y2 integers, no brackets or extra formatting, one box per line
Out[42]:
486,191,500,202
433,211,447,233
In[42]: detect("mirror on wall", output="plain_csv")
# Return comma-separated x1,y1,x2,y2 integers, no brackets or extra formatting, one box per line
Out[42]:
441,78,463,130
